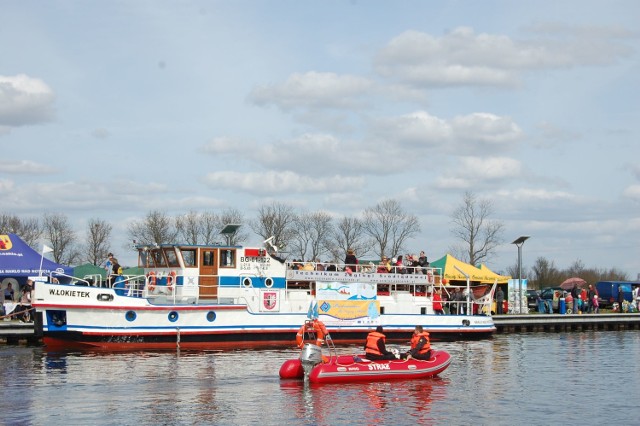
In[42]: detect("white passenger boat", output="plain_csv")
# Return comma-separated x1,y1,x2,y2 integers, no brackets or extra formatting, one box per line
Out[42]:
33,242,496,350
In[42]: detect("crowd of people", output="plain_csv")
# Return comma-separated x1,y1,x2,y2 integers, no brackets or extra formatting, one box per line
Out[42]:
1,279,35,322
286,249,432,275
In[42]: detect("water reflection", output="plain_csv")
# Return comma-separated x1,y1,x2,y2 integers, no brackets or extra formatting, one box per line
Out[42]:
2,332,640,425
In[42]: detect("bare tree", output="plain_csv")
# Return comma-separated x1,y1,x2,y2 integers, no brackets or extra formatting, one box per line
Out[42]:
290,211,333,261
43,213,80,265
127,210,178,246
530,257,562,288
450,191,504,266
250,202,298,253
362,199,421,259
176,211,203,245
84,218,112,266
566,259,586,277
0,214,42,246
201,211,220,244
330,216,372,262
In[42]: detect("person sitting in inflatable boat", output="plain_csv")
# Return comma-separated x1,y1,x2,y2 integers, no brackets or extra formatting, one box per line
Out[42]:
364,326,398,360
403,325,432,361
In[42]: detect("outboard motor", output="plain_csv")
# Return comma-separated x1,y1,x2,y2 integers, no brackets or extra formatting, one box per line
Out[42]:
300,343,323,376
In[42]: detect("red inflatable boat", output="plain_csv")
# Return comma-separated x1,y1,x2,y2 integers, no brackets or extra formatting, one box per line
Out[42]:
280,344,451,384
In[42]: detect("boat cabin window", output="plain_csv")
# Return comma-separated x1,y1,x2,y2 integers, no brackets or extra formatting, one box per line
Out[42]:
164,248,180,267
151,250,167,267
220,249,236,268
203,250,215,266
182,249,197,267
138,251,150,268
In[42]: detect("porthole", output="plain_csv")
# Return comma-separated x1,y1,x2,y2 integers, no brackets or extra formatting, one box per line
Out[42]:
265,277,274,288
125,311,137,322
242,277,252,287
168,311,179,322
206,311,216,322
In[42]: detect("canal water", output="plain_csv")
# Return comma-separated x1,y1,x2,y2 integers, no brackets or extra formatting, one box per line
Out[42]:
1,331,637,425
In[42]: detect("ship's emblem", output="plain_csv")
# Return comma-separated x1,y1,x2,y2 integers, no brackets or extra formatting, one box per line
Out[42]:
0,235,12,251
263,291,277,310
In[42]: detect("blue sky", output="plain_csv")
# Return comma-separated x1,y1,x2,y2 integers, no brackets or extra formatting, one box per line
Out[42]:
1,1,639,276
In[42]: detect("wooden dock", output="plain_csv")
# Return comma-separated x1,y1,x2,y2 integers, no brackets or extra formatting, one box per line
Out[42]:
0,321,41,345
493,312,640,333
2,313,640,346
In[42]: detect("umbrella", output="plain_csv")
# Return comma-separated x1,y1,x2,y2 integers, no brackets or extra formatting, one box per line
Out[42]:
560,277,586,290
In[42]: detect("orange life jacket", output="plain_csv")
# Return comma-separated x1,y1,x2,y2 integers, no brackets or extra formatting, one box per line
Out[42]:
410,331,431,355
365,331,385,356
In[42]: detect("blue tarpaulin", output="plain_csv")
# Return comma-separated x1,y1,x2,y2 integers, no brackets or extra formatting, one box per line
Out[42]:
0,233,73,277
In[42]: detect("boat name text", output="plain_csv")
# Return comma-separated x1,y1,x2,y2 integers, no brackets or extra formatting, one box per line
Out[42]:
367,363,391,371
48,288,91,298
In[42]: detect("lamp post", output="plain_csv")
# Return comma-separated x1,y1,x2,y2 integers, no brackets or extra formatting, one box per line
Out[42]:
511,236,530,313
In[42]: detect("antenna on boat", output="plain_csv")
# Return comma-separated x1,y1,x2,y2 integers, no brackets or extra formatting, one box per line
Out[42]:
263,236,278,252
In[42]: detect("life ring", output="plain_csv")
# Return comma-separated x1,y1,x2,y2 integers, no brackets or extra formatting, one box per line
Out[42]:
147,271,156,292
295,319,328,349
167,270,176,292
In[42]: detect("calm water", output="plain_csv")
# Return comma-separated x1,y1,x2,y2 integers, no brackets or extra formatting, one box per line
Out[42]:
1,332,638,425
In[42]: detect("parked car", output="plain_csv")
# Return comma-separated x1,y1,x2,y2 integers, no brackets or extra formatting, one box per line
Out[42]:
540,287,564,312
526,289,539,309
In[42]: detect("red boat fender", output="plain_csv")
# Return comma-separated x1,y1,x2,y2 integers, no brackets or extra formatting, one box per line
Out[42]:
279,359,304,379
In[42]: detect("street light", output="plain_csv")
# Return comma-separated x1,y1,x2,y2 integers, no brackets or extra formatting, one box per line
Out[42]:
511,236,530,313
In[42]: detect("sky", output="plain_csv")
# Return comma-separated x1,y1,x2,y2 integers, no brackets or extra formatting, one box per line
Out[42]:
1,1,639,277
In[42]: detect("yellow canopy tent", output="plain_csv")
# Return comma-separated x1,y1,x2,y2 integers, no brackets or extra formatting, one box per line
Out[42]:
429,254,484,282
478,264,511,284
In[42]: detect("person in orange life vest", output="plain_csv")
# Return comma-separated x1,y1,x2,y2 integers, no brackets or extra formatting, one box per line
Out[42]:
404,325,432,360
432,289,444,315
364,326,397,360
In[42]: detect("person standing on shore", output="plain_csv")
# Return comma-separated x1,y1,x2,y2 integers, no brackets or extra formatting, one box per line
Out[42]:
571,284,580,314
496,286,505,315
617,285,626,313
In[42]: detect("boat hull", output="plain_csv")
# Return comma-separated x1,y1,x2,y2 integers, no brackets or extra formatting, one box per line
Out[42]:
280,350,451,383
34,283,495,351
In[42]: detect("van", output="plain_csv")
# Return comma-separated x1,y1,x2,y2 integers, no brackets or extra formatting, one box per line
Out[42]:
595,281,636,308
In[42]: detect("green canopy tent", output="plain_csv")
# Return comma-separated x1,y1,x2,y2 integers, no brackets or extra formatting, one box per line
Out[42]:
72,263,106,285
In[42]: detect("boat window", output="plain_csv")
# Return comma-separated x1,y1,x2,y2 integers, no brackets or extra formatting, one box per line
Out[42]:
151,250,167,267
220,249,236,268
164,248,180,267
203,250,215,267
182,249,197,267
138,251,150,268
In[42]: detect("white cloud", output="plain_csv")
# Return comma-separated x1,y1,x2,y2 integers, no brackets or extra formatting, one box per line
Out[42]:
0,160,59,174
201,170,365,195
623,184,640,200
0,74,55,128
373,26,635,88
434,156,522,189
248,71,374,111
372,110,522,154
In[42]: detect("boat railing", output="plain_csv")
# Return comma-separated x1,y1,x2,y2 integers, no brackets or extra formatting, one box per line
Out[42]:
285,260,441,277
